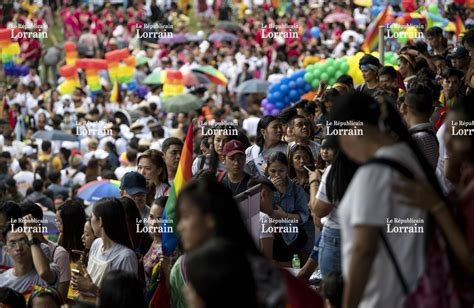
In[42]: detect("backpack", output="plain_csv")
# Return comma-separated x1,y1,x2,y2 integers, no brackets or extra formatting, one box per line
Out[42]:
36,154,55,177
365,158,460,308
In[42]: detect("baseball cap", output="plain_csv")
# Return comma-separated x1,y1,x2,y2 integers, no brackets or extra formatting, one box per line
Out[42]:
120,171,147,196
448,46,469,59
222,140,245,157
22,145,37,156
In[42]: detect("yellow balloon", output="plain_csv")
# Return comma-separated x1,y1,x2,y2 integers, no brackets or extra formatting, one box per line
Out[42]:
405,27,418,40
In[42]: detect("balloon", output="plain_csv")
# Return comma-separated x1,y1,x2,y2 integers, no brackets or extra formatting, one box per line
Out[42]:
304,72,313,83
390,23,402,35
310,27,321,39
280,84,289,94
304,83,312,92
276,102,285,109
428,4,438,14
321,73,329,81
296,77,305,87
273,91,282,101
398,36,408,44
289,81,296,89
327,66,336,77
405,27,418,40
269,84,278,92
326,59,335,66
311,79,320,89
289,90,299,101
313,69,321,79
271,109,280,116
281,77,290,84
335,70,343,78
329,78,336,85
340,62,349,74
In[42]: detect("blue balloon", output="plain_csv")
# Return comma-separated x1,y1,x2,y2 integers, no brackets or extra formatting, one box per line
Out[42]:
284,96,291,104
296,70,306,78
310,27,321,39
289,81,296,89
273,91,282,101
281,77,290,84
275,102,285,109
280,84,289,94
296,77,305,87
269,84,278,93
289,90,299,101
304,83,312,92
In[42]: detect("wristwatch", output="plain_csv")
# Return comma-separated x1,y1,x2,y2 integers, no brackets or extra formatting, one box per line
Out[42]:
28,237,41,246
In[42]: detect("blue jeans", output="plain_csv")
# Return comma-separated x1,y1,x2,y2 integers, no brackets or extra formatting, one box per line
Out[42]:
318,226,341,278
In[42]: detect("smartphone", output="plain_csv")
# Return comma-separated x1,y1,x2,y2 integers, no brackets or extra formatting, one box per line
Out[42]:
72,269,81,275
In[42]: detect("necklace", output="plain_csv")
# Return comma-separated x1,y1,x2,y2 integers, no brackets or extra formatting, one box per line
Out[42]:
227,175,245,195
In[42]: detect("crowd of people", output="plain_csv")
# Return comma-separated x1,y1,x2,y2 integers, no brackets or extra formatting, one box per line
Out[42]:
1,0,474,307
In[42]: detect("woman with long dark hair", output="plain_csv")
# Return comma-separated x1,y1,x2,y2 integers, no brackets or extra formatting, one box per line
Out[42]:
71,198,137,298
56,200,86,262
137,149,169,205
329,91,451,307
245,116,288,177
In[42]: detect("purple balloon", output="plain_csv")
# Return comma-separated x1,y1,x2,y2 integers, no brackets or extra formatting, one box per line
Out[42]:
270,109,280,116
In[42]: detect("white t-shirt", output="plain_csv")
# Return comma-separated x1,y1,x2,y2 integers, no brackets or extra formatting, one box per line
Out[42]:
316,165,339,229
115,166,137,180
13,171,42,197
0,263,60,294
338,143,427,308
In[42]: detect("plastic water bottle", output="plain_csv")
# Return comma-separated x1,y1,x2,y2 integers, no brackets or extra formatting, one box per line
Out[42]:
292,254,300,269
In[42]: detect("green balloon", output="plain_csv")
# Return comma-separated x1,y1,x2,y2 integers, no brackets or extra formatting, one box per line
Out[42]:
326,58,335,66
335,70,343,78
304,73,313,83
321,73,329,81
313,69,322,79
307,64,315,71
311,79,320,89
390,23,401,35
329,78,336,85
340,62,349,74
428,4,438,14
398,36,408,45
327,66,336,76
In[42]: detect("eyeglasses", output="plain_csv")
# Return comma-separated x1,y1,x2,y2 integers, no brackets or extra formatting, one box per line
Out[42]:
6,238,29,249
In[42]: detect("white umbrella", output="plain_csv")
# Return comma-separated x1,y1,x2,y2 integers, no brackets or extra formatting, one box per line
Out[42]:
341,30,364,44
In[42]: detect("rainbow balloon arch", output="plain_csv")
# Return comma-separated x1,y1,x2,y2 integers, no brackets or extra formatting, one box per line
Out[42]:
262,51,398,116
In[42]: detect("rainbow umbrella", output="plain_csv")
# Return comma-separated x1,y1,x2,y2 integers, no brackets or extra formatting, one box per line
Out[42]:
192,66,228,86
183,72,210,87
76,179,121,202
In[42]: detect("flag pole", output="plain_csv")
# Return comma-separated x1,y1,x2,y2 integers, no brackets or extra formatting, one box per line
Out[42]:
379,25,385,66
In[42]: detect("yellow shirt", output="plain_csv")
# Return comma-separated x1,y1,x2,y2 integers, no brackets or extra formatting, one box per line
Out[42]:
36,153,63,172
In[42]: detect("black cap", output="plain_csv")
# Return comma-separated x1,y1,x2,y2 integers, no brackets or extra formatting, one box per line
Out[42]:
448,46,469,59
120,171,147,196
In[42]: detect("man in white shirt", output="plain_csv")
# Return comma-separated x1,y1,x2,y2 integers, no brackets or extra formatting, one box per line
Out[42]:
13,158,42,197
0,219,59,295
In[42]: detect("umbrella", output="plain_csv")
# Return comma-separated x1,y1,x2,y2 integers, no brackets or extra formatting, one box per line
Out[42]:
353,0,372,7
76,179,121,202
162,94,203,113
208,32,238,42
136,56,149,66
324,12,353,23
192,66,228,86
143,72,163,85
216,21,242,32
185,33,204,42
182,72,210,87
158,34,188,45
236,79,271,94
33,130,78,142
341,30,364,43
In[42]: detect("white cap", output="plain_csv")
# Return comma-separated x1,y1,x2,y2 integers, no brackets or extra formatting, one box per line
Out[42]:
22,145,37,156
93,149,109,160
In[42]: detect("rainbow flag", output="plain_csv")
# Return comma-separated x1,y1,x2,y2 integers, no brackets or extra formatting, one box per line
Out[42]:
361,4,390,52
110,79,120,103
146,262,171,308
162,121,194,256
455,15,465,38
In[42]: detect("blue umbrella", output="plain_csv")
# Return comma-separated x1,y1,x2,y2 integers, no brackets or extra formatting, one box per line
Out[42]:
208,32,238,42
76,180,121,202
236,79,271,94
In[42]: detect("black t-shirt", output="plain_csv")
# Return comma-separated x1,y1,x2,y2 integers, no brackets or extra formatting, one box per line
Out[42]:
221,172,252,196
